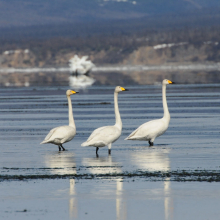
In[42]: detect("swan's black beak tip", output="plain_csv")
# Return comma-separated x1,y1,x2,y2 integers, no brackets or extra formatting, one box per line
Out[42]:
124,89,129,91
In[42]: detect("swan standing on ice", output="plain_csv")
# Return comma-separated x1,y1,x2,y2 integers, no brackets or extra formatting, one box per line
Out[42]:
125,79,174,146
41,90,78,151
81,86,128,155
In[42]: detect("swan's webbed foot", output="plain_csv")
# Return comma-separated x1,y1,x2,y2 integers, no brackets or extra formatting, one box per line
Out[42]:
108,149,111,155
96,147,99,157
149,141,154,146
58,146,61,151
61,144,66,151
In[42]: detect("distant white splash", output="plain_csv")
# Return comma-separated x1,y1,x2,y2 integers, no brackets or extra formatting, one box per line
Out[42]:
69,75,95,89
69,55,95,75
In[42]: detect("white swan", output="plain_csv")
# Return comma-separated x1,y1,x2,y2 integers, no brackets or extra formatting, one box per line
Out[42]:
41,90,78,151
125,79,174,146
81,86,128,155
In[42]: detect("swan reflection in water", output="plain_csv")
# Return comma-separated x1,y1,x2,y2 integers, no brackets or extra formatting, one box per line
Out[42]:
44,152,78,218
116,178,126,220
69,74,95,89
82,156,127,220
44,152,77,175
69,179,77,219
130,147,173,220
82,155,121,174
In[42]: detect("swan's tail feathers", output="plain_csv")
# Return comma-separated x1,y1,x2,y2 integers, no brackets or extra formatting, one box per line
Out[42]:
125,133,135,140
81,142,88,147
40,140,49,144
125,128,139,140
125,136,135,140
125,135,146,141
125,133,141,140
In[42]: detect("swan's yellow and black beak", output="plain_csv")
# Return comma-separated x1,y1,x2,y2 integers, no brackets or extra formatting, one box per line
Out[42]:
168,80,175,84
121,87,129,91
71,91,79,94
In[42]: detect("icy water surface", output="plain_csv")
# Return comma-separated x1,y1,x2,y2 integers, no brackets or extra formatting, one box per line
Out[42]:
0,84,220,219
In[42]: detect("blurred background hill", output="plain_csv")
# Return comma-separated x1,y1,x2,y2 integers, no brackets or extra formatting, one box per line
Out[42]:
0,0,220,85
0,0,220,28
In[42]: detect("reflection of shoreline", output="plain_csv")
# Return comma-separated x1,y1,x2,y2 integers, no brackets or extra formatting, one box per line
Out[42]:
1,69,220,86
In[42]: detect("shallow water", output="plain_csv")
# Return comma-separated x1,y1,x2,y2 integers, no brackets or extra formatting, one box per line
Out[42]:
1,180,220,220
0,84,220,219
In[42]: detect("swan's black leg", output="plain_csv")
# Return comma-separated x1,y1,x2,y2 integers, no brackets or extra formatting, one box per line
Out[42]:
149,141,154,146
96,147,99,156
61,144,66,151
108,143,112,155
58,146,61,151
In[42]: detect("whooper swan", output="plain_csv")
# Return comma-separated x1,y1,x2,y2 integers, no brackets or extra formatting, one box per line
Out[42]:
81,86,128,155
41,90,78,151
125,79,174,146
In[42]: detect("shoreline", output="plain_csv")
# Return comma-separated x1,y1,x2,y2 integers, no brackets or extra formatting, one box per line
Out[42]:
0,63,220,74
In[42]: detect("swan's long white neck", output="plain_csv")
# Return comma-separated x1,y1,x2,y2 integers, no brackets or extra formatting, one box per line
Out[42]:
162,83,170,120
114,91,122,130
67,95,75,128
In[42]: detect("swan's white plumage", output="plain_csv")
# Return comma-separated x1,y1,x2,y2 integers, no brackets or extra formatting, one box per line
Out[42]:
81,86,128,154
81,126,121,147
41,90,78,150
125,118,168,142
125,79,173,145
41,126,76,145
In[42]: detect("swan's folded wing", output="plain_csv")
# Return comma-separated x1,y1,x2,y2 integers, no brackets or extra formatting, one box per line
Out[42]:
125,119,163,140
41,127,57,144
125,126,139,140
125,121,152,140
104,126,121,143
82,126,120,146
60,127,76,143
41,126,75,144
86,126,108,142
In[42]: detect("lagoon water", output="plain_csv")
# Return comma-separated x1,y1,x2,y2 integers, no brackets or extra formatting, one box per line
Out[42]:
0,83,220,219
